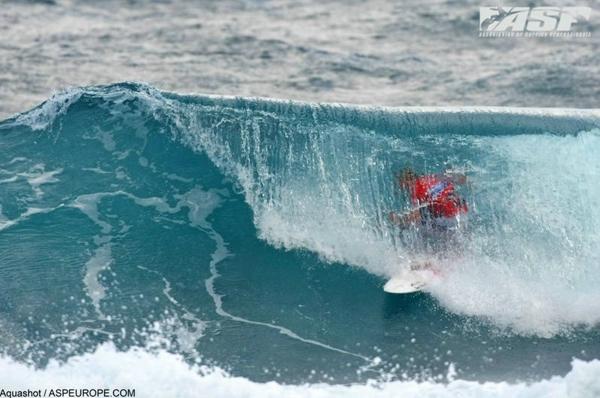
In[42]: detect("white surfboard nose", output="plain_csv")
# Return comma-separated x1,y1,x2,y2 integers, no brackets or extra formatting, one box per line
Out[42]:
383,271,427,294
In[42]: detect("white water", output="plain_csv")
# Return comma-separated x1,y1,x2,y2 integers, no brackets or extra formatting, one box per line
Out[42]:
1,343,599,398
428,130,600,336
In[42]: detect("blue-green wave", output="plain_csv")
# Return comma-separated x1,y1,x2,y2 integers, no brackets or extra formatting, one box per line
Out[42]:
1,82,600,385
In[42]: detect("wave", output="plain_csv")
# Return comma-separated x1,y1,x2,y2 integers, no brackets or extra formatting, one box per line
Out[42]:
2,81,600,340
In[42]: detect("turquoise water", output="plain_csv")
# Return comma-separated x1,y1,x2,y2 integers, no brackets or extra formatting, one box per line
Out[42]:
1,83,600,394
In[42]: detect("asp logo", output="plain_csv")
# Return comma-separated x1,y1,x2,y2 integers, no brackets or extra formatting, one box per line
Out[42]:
479,7,592,37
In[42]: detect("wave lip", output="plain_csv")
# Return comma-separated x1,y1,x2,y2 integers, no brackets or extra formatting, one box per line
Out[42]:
167,88,600,136
4,82,600,135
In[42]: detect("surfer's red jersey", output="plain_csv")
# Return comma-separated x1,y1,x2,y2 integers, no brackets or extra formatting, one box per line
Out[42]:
411,175,467,218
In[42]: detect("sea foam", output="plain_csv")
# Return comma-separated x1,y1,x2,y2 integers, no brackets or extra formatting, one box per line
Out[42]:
1,343,599,398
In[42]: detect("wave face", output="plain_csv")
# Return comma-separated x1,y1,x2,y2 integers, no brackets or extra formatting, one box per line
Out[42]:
1,83,600,390
168,90,600,338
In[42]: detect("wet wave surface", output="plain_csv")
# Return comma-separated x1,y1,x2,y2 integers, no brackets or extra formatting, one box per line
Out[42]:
1,83,600,392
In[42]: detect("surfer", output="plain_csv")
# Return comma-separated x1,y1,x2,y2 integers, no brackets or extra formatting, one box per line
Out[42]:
389,168,468,231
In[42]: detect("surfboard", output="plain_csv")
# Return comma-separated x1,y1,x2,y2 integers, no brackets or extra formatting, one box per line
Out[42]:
383,263,439,294
383,271,428,294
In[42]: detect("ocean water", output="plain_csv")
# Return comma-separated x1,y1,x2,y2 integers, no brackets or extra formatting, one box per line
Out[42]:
1,82,600,397
1,0,599,119
1,0,600,396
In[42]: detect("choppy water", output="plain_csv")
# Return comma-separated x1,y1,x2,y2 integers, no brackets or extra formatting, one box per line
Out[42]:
0,0,599,120
1,1,600,397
